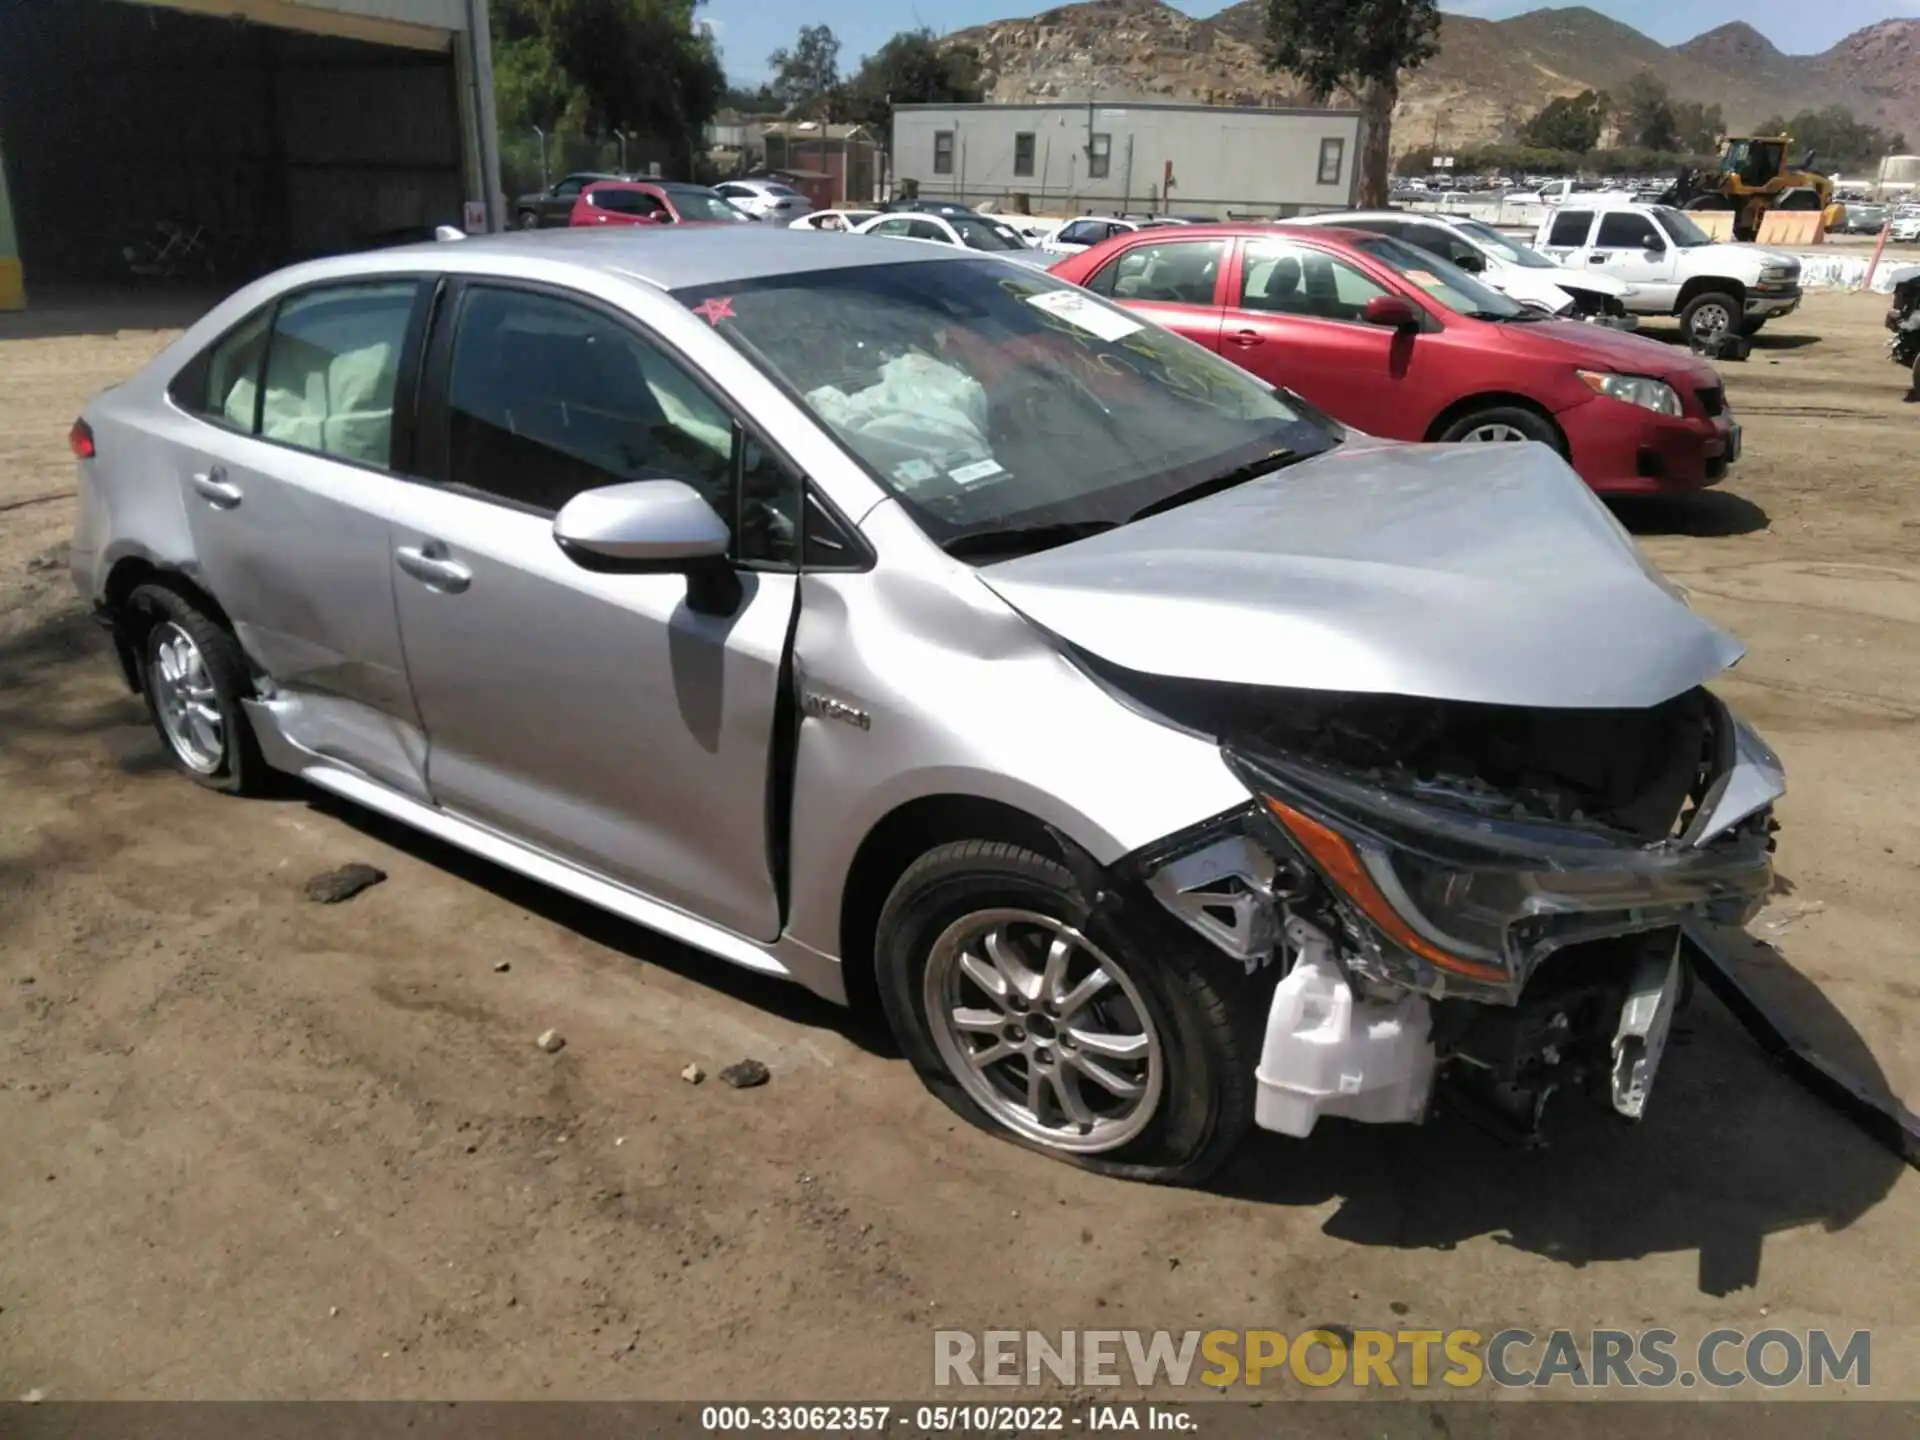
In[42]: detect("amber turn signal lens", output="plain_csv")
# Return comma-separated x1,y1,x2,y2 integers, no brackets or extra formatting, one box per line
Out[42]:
1262,796,1508,983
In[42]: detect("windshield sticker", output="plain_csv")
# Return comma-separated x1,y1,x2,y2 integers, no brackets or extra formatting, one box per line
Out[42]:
1025,289,1142,343
947,458,1006,486
690,296,736,326
892,458,938,484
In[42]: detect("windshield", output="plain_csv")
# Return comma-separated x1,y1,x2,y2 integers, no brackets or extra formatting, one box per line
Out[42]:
950,216,1025,252
670,189,754,223
673,260,1336,551
1651,206,1714,248
1454,219,1558,270
1348,235,1529,320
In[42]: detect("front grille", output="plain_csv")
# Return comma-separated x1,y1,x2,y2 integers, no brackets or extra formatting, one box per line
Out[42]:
1696,386,1726,417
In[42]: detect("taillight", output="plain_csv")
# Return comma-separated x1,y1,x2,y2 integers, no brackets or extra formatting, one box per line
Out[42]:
69,418,96,459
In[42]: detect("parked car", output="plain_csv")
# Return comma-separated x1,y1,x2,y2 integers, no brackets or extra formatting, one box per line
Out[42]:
1840,203,1887,235
569,181,754,228
1042,216,1139,255
1287,210,1636,325
71,222,1781,1175
790,209,881,232
852,211,1052,268
1533,202,1802,345
68,228,1783,1181
999,216,1068,247
515,171,626,230
883,198,982,218
715,179,813,223
1049,223,1741,495
1891,207,1920,243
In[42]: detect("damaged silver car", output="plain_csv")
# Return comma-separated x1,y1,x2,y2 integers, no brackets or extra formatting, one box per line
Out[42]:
69,228,1783,1181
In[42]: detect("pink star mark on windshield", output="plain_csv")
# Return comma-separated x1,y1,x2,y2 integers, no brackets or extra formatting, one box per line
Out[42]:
691,296,735,327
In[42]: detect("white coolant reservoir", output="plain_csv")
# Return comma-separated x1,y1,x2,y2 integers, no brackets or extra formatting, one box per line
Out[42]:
1254,918,1437,1138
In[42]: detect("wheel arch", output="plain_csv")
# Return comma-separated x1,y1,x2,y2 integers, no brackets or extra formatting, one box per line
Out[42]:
101,558,235,694
1423,392,1569,455
1677,275,1745,312
836,793,1078,1018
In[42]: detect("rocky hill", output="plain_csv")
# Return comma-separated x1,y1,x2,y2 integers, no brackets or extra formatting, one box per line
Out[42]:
945,2,1919,160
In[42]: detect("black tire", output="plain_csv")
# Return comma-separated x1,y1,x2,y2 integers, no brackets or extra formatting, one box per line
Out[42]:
127,582,270,796
875,840,1257,1184
1680,290,1743,347
1435,404,1560,449
518,209,540,231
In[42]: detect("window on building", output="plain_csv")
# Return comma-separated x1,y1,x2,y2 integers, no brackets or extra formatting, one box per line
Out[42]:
933,131,955,176
1088,133,1111,180
1014,132,1036,178
1317,137,1345,187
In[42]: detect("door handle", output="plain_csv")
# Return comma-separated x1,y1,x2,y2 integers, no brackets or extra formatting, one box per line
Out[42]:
190,466,242,508
1588,254,1609,264
1228,328,1264,348
395,544,472,593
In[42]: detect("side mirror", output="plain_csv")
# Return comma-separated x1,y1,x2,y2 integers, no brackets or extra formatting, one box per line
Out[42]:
1643,233,1667,252
1363,294,1421,331
553,479,739,611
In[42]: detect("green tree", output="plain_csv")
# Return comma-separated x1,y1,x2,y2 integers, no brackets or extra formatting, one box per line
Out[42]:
1621,71,1680,153
1259,0,1442,208
1670,100,1725,155
505,0,724,167
1520,90,1608,154
840,29,985,137
767,24,842,119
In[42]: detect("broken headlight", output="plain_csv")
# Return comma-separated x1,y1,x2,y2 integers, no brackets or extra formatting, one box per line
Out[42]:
1226,745,1774,1003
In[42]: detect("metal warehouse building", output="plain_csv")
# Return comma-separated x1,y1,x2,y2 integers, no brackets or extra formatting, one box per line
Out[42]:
890,101,1364,218
0,0,504,311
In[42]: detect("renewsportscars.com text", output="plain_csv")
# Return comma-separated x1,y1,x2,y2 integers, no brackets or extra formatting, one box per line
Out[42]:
933,1327,1872,1390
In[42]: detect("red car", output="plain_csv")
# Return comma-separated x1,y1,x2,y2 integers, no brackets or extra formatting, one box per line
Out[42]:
1048,224,1739,495
568,180,754,229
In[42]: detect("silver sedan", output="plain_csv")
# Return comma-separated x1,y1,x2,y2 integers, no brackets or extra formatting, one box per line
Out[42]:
69,227,1782,1180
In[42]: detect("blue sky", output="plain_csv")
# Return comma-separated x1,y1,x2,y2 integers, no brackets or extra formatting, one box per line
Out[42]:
708,0,1917,84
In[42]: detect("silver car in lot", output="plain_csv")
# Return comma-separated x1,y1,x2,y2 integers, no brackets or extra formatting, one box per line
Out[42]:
69,228,1784,1181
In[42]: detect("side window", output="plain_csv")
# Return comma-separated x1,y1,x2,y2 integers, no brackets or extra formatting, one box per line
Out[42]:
1406,225,1475,266
259,282,420,468
1596,212,1661,249
873,218,913,237
444,287,737,518
909,220,948,242
1238,240,1388,322
171,306,272,431
1059,220,1098,246
554,177,586,198
1094,239,1225,305
1548,209,1594,248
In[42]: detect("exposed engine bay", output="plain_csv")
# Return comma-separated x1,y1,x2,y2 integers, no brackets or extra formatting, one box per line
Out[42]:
1106,661,1783,1146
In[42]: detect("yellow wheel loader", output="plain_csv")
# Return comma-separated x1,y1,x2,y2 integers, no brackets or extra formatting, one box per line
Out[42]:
1661,136,1844,242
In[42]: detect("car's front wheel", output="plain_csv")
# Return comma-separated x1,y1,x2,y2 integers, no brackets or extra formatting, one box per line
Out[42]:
129,583,269,795
875,841,1255,1183
518,209,540,231
1436,404,1559,448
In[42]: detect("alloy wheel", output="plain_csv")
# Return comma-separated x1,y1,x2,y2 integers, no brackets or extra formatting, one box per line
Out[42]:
923,908,1164,1154
149,621,224,774
1462,422,1528,442
1692,301,1735,339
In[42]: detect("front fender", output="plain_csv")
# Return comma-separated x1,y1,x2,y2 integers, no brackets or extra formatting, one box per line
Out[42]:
780,522,1249,958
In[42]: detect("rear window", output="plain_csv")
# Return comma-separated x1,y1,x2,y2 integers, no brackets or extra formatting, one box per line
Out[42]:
1547,210,1593,247
170,307,272,430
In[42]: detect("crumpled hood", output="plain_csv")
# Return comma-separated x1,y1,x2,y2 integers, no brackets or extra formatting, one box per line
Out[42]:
980,442,1745,709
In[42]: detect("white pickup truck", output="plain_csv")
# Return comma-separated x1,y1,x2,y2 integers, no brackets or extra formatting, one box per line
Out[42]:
1534,201,1803,347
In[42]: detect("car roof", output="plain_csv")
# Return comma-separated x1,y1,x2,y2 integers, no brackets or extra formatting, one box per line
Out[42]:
364,226,973,290
1100,222,1376,247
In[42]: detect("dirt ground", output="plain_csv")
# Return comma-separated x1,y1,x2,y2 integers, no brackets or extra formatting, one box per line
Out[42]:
1,288,1917,1402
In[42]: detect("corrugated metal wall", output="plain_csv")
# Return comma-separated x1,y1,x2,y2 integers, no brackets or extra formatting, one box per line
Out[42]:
0,0,464,284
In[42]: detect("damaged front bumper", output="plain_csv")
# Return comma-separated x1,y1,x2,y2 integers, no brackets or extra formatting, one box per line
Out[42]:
1132,693,1785,1139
